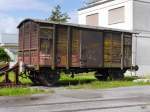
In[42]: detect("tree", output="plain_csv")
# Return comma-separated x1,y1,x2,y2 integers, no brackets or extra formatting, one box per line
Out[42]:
0,48,10,62
47,5,70,23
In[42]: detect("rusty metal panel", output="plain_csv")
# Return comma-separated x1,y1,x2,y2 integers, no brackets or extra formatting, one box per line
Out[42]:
18,21,39,66
123,34,132,67
81,29,103,68
71,28,80,67
18,25,23,62
39,27,53,66
24,22,30,49
104,33,112,67
24,51,30,64
52,25,56,69
56,26,67,67
66,27,72,69
19,27,23,50
31,23,38,49
31,51,38,65
112,33,121,66
104,32,122,68
29,22,38,65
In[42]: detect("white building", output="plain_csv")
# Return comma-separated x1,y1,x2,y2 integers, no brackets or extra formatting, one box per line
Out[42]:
78,0,150,76
0,33,18,67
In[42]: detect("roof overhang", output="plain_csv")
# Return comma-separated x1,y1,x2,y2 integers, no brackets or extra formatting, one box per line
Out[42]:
18,18,136,34
78,0,114,11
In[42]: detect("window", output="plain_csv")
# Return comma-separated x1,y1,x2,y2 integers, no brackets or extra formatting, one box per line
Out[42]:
108,6,125,25
86,13,99,26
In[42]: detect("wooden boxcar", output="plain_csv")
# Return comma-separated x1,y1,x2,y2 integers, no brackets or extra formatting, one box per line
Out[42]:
18,19,134,86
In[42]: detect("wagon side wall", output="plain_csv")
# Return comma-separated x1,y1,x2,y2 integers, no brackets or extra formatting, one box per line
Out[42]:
18,20,133,71
18,21,39,67
103,32,132,68
123,33,132,67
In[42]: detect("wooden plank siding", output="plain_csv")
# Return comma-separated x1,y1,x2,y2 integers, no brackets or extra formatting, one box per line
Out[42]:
56,26,68,67
18,19,133,69
71,28,80,67
104,32,121,67
18,21,39,66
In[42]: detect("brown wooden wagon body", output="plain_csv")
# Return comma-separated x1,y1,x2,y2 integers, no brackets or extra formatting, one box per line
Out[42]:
18,19,133,86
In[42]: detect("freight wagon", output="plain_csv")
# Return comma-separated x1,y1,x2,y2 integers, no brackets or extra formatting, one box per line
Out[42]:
18,19,136,86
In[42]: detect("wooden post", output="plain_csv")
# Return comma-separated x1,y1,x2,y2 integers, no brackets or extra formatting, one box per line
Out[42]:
67,26,72,69
29,22,32,64
22,23,25,62
37,24,40,70
121,33,124,70
52,24,56,70
5,72,9,83
14,66,19,85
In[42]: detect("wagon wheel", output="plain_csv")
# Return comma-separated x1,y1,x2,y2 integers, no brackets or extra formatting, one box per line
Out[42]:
39,70,60,86
28,71,41,85
94,70,109,81
109,70,124,80
29,76,39,85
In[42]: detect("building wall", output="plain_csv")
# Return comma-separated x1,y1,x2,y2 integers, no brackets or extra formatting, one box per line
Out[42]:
133,0,150,32
132,0,150,75
78,0,133,30
78,0,150,76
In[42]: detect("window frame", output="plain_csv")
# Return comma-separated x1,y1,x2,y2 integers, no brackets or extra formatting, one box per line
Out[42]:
86,13,99,26
108,6,125,25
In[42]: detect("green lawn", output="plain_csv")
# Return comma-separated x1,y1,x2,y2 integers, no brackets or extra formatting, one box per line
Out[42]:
0,87,52,96
67,80,150,89
0,72,51,96
59,73,150,89
0,72,32,84
1,71,150,91
59,73,96,85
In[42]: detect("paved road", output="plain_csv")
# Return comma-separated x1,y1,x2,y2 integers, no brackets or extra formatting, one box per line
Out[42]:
1,86,150,112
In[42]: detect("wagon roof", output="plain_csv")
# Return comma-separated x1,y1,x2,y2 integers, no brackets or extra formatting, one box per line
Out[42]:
18,18,137,34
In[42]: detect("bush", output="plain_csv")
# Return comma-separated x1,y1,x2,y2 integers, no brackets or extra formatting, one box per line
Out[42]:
0,48,10,62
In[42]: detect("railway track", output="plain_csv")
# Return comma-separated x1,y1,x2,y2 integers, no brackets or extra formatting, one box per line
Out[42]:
3,96,150,112
53,103,150,112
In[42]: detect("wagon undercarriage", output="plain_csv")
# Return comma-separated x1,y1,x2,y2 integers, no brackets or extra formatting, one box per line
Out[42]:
23,66,128,86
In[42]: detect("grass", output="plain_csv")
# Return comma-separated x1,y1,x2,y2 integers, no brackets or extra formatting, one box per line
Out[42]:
0,71,51,96
0,72,32,84
59,73,96,86
1,71,150,91
58,73,150,89
67,80,150,89
0,87,52,96
6,72,150,90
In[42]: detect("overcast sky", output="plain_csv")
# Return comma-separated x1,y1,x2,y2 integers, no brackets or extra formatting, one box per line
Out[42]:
0,0,85,34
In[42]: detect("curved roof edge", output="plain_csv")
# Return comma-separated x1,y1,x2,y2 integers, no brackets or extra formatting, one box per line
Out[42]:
17,18,137,34
17,18,33,28
17,18,54,28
